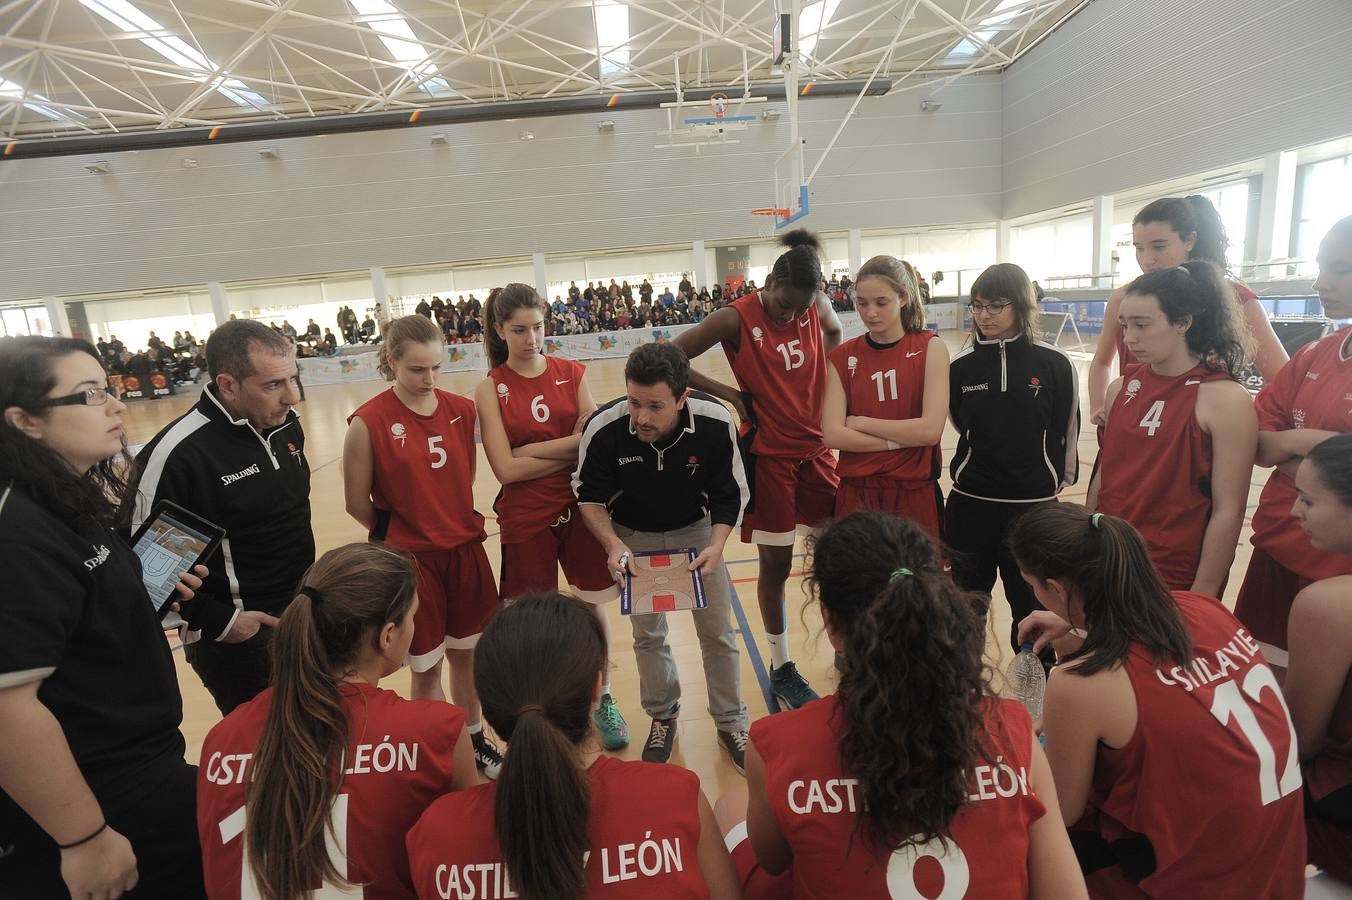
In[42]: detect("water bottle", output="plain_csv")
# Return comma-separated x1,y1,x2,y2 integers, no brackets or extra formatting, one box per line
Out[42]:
1007,641,1046,722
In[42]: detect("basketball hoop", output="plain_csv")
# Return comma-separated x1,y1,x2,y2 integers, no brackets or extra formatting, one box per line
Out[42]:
709,92,729,119
751,207,790,218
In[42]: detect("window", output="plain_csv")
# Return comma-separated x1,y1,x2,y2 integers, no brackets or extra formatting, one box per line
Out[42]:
1294,155,1352,278
594,1,630,78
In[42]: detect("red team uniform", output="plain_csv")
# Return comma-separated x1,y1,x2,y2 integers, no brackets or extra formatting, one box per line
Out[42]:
827,331,942,541
198,683,466,899
733,694,1046,899
1074,591,1305,898
1115,282,1259,374
1305,665,1352,882
1235,327,1352,657
489,355,612,601
406,755,711,899
1097,364,1231,591
348,388,497,668
723,292,838,545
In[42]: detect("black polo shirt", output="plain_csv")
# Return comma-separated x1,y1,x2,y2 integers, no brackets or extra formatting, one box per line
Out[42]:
0,483,185,812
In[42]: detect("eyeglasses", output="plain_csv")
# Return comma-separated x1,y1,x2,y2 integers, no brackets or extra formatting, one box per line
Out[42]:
33,387,112,408
968,299,1014,315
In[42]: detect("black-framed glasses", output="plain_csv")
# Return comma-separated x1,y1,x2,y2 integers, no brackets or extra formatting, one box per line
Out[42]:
33,387,112,408
968,299,1014,315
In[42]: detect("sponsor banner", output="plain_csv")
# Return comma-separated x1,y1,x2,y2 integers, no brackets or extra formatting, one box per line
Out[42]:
118,370,175,400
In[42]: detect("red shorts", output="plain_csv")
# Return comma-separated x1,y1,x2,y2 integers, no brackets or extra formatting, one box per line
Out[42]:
727,825,793,900
407,541,499,671
835,477,943,544
1233,547,1312,664
741,451,838,546
499,504,615,603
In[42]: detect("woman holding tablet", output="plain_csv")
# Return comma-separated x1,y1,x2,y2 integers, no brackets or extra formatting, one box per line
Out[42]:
198,542,477,900
1010,504,1305,897
0,335,206,899
475,284,628,751
1089,260,1256,596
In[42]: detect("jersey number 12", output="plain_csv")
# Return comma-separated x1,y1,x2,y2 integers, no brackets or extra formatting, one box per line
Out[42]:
1208,664,1302,806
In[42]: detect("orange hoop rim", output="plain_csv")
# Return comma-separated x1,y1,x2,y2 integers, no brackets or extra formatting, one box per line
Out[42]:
709,91,729,118
750,207,790,217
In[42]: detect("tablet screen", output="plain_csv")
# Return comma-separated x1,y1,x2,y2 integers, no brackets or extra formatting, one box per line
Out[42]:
133,508,215,612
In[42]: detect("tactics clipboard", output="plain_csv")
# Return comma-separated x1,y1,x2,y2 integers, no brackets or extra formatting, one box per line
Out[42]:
620,548,708,616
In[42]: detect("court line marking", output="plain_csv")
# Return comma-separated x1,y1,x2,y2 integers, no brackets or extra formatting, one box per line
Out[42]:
727,580,777,715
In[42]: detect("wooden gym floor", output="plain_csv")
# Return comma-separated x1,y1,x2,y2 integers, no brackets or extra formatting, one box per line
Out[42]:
116,335,1271,801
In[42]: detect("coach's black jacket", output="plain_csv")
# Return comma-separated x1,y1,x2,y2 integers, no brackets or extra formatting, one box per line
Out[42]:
573,391,750,532
130,385,314,638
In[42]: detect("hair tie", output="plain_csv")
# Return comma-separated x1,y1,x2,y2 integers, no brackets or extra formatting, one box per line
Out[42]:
1090,513,1104,530
299,585,323,603
517,703,545,717
890,568,914,581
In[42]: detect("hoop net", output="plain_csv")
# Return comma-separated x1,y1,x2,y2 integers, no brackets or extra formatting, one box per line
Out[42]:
709,92,729,119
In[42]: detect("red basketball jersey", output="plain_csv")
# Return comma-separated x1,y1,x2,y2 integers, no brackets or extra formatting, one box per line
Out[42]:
1250,327,1352,580
348,388,484,552
1086,591,1305,898
197,683,465,900
751,694,1044,899
1097,364,1230,590
1116,281,1258,374
489,356,586,542
723,292,828,458
827,331,941,482
406,755,710,899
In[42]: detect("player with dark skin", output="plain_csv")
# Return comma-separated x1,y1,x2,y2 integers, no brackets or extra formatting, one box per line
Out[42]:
674,273,842,686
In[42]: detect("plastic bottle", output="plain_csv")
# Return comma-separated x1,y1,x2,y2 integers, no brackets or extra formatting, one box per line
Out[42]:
1007,640,1046,722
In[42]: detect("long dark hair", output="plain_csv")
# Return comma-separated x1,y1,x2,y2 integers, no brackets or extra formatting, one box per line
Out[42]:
1307,433,1352,507
484,284,547,368
474,592,606,900
245,542,418,900
768,228,824,304
1123,259,1249,377
806,511,992,853
969,263,1039,341
0,336,128,528
1134,195,1229,271
1008,503,1192,676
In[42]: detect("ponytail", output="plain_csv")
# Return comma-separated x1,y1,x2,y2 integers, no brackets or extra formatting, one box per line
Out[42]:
483,284,547,369
1008,504,1192,676
768,228,824,299
475,592,606,900
807,512,992,853
1123,260,1249,377
245,543,418,900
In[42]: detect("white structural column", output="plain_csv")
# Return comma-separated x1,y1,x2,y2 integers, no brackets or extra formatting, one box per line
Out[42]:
207,281,229,326
1091,195,1114,288
533,252,548,300
848,229,862,276
370,268,388,321
996,220,1012,264
1256,151,1298,269
692,241,707,290
43,296,70,336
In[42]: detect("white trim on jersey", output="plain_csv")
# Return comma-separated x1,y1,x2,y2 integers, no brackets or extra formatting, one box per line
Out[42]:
1257,641,1289,668
572,398,631,499
407,644,445,673
723,820,749,852
1035,339,1081,489
685,394,752,522
750,524,813,547
131,409,211,527
444,633,481,651
0,483,11,518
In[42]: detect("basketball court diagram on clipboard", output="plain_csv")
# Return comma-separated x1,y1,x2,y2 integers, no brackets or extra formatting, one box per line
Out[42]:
621,548,708,616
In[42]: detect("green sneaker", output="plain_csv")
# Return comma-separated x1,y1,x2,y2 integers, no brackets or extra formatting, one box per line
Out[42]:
594,693,630,750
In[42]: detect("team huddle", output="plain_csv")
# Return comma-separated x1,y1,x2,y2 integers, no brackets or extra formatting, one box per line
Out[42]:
1,204,1350,899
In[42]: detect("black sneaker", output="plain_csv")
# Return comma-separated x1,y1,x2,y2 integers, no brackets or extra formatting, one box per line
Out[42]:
642,717,678,763
770,661,819,711
717,729,749,775
472,731,503,780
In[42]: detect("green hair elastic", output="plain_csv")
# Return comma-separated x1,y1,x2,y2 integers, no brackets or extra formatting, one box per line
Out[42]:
890,568,914,581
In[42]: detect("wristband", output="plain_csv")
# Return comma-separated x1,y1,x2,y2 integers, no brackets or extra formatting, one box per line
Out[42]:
58,821,107,850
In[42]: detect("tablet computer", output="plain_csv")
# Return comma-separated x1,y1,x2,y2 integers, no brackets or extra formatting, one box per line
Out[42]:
620,548,707,616
129,500,225,618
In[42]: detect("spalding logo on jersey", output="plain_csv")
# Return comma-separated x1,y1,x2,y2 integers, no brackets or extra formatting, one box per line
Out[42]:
1123,378,1142,404
391,422,407,447
496,382,510,404
752,326,764,347
847,355,858,377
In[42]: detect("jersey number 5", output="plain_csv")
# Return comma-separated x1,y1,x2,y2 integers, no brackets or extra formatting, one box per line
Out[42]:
220,794,362,898
776,339,805,372
1208,664,1302,806
427,436,447,469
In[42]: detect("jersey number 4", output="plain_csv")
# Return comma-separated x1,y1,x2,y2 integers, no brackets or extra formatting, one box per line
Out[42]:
219,794,363,898
1208,664,1302,805
1137,400,1165,436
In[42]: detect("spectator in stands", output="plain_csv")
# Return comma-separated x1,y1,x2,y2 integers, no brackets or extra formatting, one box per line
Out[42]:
95,336,111,360
622,280,633,302
415,298,433,320
583,282,596,304
1033,280,1046,302
552,296,565,315
322,328,338,355
458,313,482,342
917,273,931,303
568,281,580,303
679,273,692,297
147,331,164,353
466,295,483,318
616,304,632,329
304,319,320,342
640,279,653,303
609,279,621,300
441,309,460,342
660,285,676,307
361,312,376,342
280,320,297,340
173,331,189,352
431,295,446,318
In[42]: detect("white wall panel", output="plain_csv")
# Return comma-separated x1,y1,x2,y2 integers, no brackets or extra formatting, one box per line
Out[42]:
0,78,1002,301
1002,0,1352,218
